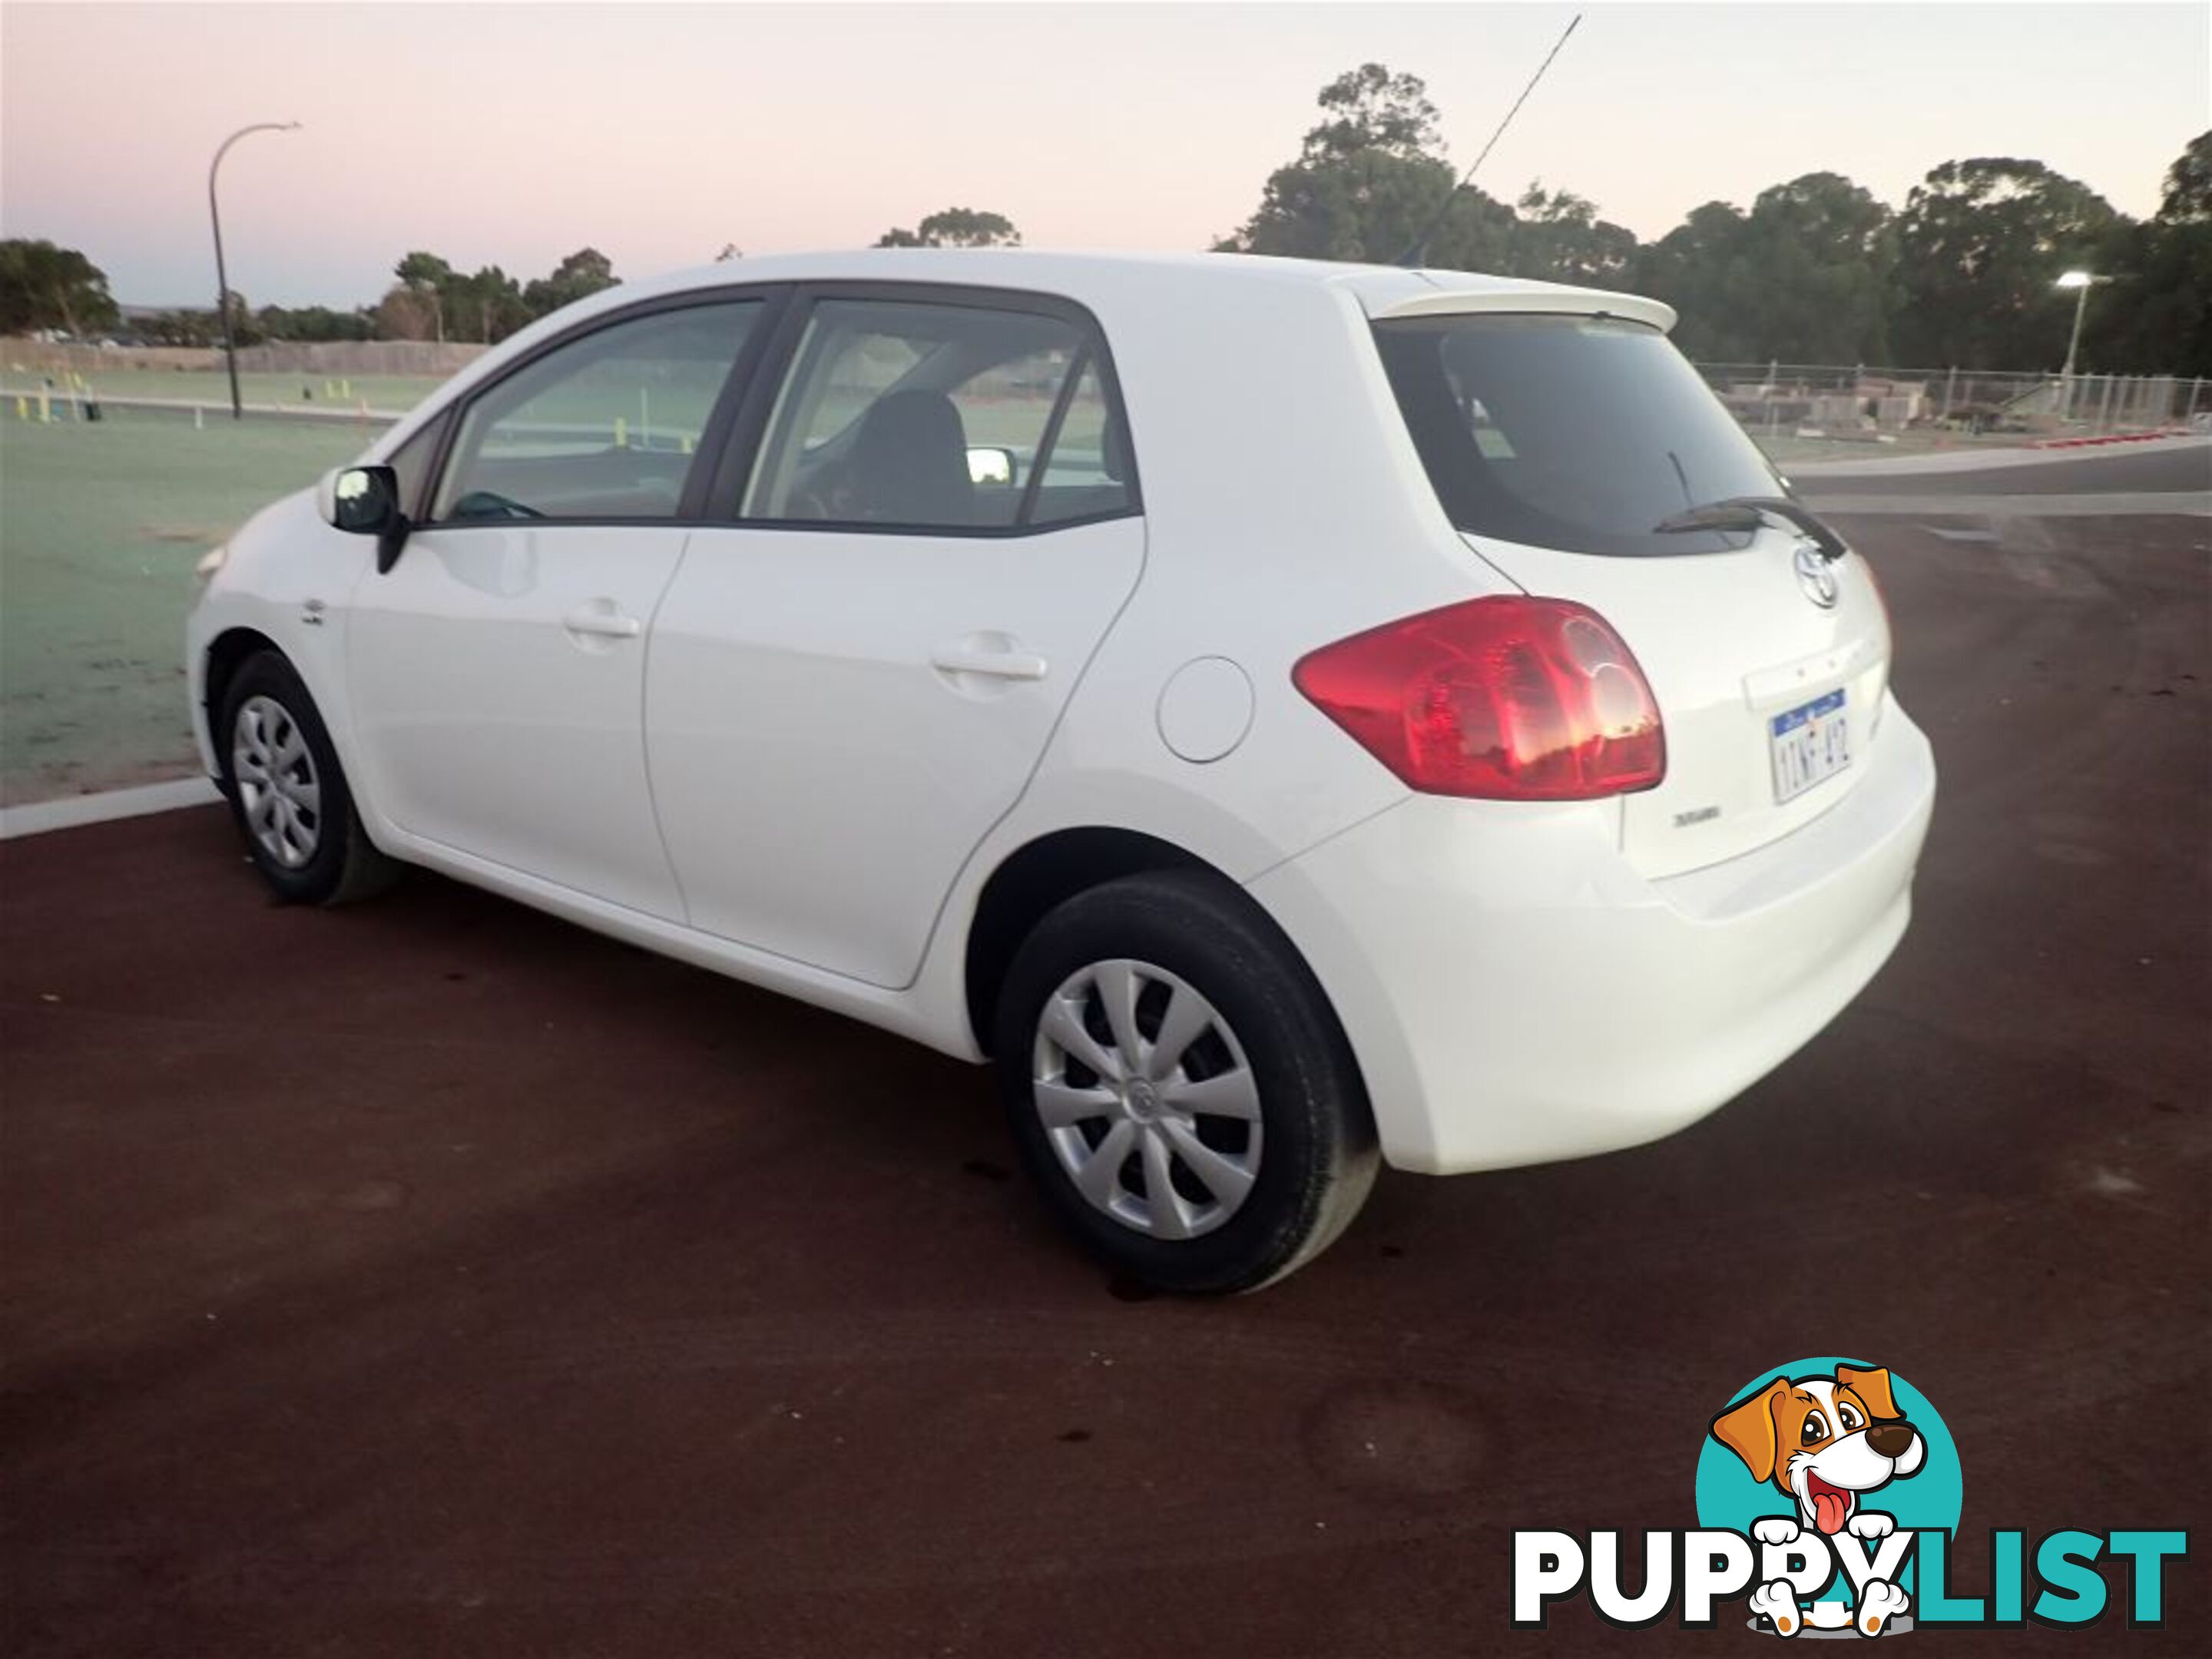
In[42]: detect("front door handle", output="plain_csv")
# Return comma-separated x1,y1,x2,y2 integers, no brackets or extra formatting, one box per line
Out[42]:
930,645,1048,681
562,604,643,640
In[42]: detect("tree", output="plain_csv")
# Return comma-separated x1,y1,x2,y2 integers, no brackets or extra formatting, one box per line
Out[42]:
2081,216,2212,376
394,250,453,343
447,265,525,343
522,247,618,319
873,208,1021,248
1500,184,1637,286
256,303,374,343
133,308,220,347
1890,158,2123,368
218,289,265,347
374,285,439,341
0,238,121,336
1218,64,1518,267
1302,63,1442,162
715,242,744,261
1634,202,1761,359
2158,129,2212,222
2082,134,2212,376
1638,173,1896,363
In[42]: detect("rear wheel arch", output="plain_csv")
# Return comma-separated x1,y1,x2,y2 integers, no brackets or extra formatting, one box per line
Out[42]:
965,828,1210,1051
961,826,1360,1071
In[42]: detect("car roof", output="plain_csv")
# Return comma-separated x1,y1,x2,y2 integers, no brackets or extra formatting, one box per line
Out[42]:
369,247,1675,459
599,247,1677,333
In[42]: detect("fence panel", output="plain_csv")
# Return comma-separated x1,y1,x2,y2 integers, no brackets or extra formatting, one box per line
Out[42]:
1693,360,2207,458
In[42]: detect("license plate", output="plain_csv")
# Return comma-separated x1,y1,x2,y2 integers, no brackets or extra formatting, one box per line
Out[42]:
1770,688,1851,803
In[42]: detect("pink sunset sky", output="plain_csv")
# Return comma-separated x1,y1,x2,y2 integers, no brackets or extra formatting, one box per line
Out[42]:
3,1,2206,308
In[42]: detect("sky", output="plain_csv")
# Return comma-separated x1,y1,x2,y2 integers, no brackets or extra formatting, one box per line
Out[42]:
2,0,2206,308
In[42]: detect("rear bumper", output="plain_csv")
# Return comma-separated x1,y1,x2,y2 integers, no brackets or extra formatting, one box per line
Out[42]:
1247,696,1936,1174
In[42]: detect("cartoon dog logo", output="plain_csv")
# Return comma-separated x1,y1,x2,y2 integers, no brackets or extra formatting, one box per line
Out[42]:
1710,1363,1926,1637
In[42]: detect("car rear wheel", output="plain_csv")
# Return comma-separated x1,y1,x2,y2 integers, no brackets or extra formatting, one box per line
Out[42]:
995,870,1378,1293
217,650,397,906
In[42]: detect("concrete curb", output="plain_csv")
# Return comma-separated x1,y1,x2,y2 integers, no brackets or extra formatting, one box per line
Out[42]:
1786,434,2211,478
0,777,220,840
1803,489,2210,518
2025,429,2194,450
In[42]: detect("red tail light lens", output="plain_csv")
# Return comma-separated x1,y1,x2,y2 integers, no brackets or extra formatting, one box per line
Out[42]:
1293,596,1665,800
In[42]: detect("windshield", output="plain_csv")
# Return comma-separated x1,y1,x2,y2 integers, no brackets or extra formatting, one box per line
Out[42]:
1374,313,1783,557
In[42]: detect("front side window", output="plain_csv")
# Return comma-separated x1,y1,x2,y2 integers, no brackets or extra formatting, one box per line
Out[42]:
432,301,760,522
1374,314,1782,557
743,297,1132,531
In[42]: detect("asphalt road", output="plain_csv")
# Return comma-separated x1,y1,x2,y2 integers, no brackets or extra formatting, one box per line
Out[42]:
3,485,2206,1654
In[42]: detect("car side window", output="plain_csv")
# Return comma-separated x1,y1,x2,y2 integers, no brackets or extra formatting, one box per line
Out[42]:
431,301,760,523
742,297,1131,531
384,413,449,519
1026,359,1134,526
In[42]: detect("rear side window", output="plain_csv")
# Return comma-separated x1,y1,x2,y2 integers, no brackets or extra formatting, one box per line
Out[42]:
432,301,760,522
743,297,1134,532
1028,359,1134,528
1374,314,1780,557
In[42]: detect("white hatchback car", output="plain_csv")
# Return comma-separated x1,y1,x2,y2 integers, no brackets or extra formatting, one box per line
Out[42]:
188,250,1934,1292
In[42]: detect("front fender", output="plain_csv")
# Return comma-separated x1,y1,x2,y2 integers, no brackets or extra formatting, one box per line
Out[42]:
187,488,376,794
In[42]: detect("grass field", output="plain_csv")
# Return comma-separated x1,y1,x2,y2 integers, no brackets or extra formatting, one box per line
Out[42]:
1,412,373,804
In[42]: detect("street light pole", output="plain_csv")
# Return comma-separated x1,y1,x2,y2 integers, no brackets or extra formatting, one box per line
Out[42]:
2053,270,2107,426
2060,280,2093,381
208,121,300,421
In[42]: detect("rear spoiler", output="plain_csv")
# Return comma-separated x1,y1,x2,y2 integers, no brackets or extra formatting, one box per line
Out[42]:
1364,286,1677,335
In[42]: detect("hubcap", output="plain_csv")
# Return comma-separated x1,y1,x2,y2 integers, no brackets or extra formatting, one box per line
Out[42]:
1030,959,1262,1240
230,695,321,870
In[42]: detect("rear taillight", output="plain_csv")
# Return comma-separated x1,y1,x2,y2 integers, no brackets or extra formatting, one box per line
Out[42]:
1293,596,1665,800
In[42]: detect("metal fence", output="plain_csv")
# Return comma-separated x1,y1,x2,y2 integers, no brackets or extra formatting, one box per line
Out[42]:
1691,361,2210,446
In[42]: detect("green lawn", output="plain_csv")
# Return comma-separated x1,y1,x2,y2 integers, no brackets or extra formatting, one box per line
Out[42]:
0,412,373,804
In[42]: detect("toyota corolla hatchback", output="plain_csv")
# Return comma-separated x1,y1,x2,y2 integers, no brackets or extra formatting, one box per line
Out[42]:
188,249,1934,1292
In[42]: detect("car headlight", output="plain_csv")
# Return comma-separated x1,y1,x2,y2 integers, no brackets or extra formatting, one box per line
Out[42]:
194,545,228,585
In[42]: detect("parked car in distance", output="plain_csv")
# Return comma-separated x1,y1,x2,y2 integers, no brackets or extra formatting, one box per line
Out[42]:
187,249,1935,1292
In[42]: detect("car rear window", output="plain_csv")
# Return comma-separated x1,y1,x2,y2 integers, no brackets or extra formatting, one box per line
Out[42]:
1373,313,1783,557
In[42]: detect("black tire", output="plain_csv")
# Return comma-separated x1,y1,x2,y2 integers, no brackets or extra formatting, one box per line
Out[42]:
994,869,1379,1294
216,650,399,906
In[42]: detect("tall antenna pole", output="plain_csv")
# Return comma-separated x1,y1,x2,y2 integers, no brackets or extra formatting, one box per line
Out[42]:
1397,12,1583,268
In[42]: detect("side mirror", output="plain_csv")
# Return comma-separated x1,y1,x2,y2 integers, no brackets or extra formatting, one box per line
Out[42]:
322,465,411,573
329,465,400,534
966,445,1018,488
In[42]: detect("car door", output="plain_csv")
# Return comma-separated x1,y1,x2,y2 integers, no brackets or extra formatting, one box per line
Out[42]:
347,296,773,918
647,289,1145,988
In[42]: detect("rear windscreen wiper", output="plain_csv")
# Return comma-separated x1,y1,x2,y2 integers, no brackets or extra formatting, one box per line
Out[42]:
1651,496,1849,561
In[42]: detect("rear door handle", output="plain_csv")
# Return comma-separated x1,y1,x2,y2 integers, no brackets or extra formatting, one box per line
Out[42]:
929,646,1048,680
562,605,643,640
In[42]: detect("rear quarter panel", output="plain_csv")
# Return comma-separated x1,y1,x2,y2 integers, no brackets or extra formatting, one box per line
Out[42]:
909,277,1523,1036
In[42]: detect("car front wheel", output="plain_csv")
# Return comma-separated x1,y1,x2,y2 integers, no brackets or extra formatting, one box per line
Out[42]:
217,650,397,906
995,870,1378,1293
